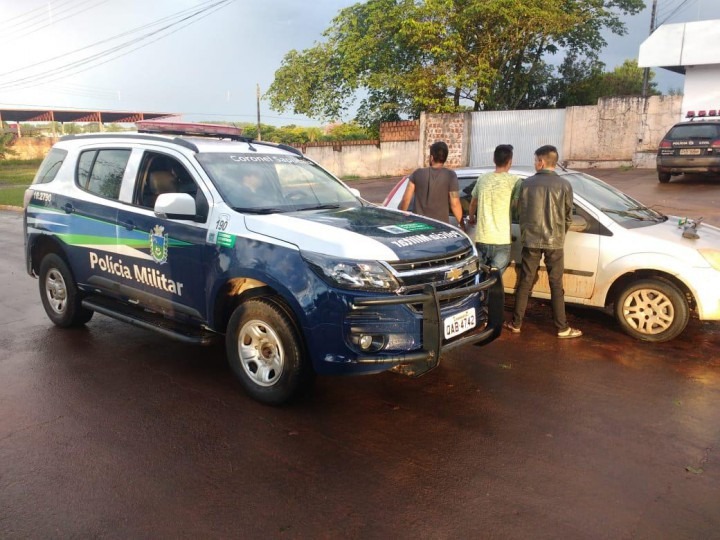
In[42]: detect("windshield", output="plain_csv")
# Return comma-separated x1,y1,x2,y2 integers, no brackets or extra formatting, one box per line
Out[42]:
196,153,360,213
563,173,665,225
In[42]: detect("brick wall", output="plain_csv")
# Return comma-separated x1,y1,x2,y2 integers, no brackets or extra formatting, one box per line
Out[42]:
379,120,420,142
421,113,470,168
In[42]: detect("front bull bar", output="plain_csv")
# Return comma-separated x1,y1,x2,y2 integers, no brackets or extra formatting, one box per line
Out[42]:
351,268,505,376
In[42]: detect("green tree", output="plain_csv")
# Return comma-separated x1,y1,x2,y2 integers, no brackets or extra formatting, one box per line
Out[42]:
267,0,644,125
596,59,659,98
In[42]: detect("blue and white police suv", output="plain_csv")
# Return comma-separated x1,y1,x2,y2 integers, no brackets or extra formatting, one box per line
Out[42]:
24,122,503,404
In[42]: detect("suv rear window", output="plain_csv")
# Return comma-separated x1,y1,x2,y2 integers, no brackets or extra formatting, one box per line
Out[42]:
32,148,67,185
666,123,720,140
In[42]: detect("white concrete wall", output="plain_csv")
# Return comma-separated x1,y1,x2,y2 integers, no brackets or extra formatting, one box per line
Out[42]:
563,95,683,169
302,140,418,178
682,65,720,119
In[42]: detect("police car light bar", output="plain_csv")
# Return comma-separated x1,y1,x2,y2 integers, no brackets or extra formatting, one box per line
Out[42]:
136,120,246,140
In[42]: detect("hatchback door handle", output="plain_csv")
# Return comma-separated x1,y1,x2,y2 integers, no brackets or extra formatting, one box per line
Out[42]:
62,203,74,214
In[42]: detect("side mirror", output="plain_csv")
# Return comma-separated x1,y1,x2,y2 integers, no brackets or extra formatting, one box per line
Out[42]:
154,193,197,220
569,214,588,233
348,187,361,198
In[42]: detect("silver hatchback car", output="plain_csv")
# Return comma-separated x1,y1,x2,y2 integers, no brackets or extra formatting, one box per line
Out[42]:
384,167,720,342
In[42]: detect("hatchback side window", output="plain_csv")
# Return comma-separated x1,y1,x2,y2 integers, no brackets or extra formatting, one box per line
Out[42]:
33,148,67,185
76,149,130,200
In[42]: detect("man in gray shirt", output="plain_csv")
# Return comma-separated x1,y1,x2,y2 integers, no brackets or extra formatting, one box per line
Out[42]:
399,141,464,228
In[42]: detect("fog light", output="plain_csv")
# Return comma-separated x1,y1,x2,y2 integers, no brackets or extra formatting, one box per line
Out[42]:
359,334,373,350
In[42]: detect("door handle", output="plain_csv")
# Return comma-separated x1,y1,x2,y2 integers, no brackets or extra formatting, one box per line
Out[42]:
62,203,74,214
121,220,135,231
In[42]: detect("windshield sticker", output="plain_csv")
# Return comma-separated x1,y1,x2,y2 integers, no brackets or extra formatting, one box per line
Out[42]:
150,225,169,264
380,222,436,235
390,230,463,247
216,231,236,248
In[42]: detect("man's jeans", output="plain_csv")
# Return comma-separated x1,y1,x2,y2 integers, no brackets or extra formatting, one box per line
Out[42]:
512,247,568,331
476,243,511,274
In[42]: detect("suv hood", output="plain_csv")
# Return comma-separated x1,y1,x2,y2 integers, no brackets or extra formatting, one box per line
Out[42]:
244,206,471,261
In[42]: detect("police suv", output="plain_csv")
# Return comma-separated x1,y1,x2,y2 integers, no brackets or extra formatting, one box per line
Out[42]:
24,122,502,404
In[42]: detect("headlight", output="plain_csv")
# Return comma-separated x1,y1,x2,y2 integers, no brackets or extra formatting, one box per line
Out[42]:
698,249,720,271
302,251,399,292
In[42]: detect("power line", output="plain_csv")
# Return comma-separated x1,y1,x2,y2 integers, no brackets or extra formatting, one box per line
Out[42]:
6,0,113,39
3,0,81,26
0,0,229,79
657,0,696,26
0,0,234,91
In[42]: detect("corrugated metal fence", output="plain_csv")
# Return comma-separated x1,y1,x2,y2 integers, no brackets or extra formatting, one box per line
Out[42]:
469,109,566,167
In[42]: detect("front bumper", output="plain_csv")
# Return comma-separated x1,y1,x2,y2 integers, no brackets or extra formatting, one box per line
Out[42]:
349,268,504,376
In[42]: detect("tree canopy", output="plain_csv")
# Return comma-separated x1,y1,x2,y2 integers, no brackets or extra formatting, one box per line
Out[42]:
267,0,646,127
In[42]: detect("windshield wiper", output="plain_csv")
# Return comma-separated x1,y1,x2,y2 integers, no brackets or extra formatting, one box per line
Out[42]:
295,204,341,211
232,207,286,214
600,208,656,221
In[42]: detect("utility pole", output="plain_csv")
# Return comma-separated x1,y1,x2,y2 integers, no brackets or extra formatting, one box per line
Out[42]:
256,84,262,141
642,0,658,98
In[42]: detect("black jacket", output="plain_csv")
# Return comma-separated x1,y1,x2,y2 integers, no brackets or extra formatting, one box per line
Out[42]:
517,169,573,249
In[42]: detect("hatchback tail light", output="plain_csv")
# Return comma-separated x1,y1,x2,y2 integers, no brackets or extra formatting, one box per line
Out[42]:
659,140,672,148
710,140,720,149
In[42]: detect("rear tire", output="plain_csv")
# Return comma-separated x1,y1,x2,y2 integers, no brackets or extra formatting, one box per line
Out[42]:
658,172,671,183
38,253,93,327
614,278,689,342
225,297,311,405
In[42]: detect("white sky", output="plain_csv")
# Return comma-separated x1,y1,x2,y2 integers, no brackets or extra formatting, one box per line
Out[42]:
0,0,718,126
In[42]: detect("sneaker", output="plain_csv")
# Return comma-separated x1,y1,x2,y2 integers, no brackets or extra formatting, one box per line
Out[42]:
504,321,521,334
557,327,582,339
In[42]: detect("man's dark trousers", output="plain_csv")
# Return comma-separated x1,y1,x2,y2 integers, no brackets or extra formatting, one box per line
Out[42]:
512,247,568,331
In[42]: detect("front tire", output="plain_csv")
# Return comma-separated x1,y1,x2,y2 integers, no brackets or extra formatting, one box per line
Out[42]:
658,172,671,183
38,253,93,327
614,278,689,342
225,297,311,405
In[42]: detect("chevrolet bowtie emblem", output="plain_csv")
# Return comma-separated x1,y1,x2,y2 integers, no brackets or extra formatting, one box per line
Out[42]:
445,267,464,280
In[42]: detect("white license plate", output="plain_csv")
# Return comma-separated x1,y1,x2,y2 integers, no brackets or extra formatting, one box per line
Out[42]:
443,308,476,339
679,148,702,155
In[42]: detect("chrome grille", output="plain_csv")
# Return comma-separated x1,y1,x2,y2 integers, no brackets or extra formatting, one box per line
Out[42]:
386,247,480,311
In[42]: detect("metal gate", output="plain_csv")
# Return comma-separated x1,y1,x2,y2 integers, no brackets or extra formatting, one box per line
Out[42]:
469,109,566,167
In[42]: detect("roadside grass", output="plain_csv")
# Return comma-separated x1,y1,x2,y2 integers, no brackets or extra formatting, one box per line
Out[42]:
0,186,29,207
0,159,39,207
0,159,42,186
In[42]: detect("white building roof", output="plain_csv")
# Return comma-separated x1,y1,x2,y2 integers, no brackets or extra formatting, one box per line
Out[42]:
638,19,720,74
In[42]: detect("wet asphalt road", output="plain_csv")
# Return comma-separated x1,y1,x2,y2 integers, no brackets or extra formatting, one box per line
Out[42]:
1,169,719,539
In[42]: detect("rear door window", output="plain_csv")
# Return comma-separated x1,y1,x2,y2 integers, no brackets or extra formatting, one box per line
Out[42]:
76,149,131,200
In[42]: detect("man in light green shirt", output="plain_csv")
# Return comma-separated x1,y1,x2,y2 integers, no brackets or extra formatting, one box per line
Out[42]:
468,144,520,273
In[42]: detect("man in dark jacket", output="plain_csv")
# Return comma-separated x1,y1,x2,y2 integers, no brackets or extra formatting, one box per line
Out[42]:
505,145,582,338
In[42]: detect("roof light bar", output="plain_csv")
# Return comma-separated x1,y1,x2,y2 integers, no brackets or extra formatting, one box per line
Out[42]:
686,111,695,118
136,120,246,140
709,110,718,117
698,110,707,117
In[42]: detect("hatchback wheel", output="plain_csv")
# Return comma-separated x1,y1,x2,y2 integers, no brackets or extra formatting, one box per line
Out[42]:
614,278,689,342
658,172,671,183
